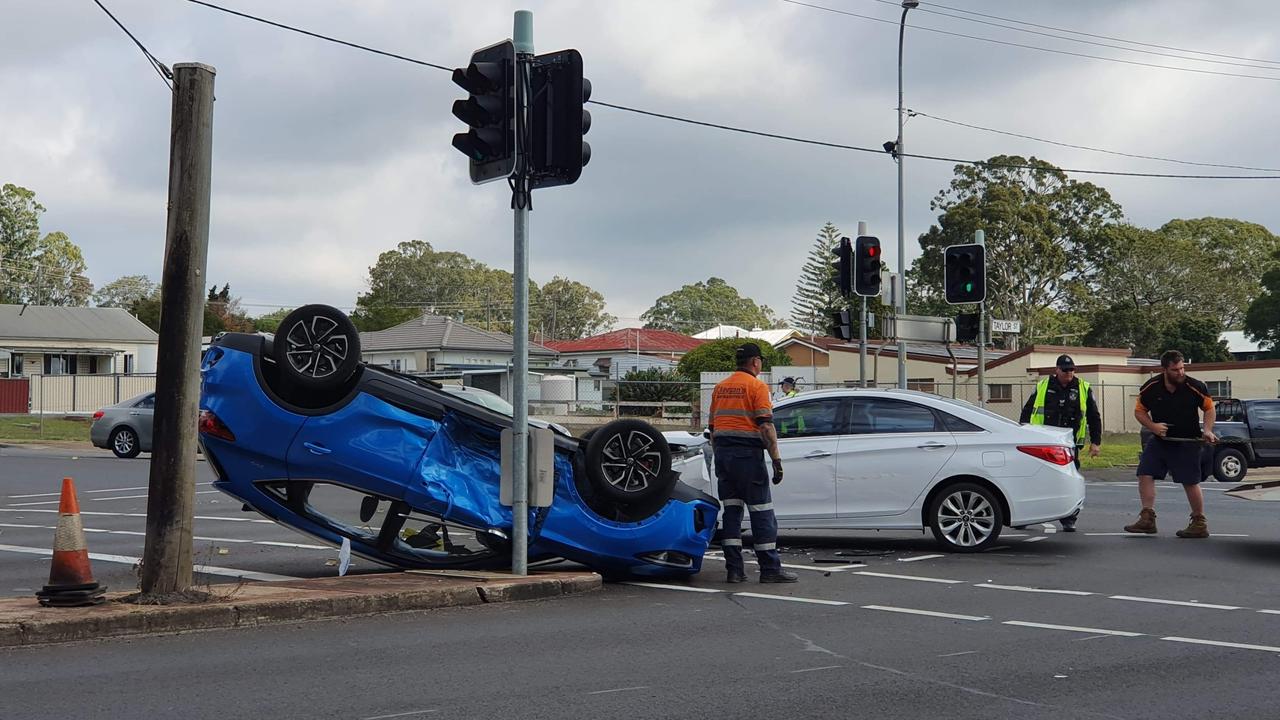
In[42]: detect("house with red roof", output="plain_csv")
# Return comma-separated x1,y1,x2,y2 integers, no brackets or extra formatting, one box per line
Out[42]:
545,327,705,379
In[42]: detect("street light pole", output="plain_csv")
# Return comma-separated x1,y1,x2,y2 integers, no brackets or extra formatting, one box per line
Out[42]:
895,0,917,390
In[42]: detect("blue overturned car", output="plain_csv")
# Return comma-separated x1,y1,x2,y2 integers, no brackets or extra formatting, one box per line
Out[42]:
198,304,719,579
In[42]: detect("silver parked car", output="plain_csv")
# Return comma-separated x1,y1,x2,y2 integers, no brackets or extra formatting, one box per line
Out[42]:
90,392,155,458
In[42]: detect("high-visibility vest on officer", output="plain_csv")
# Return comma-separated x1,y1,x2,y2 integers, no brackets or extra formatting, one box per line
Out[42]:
708,343,798,584
1018,354,1103,456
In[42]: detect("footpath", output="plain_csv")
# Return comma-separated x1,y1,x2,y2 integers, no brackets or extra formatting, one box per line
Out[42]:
0,569,600,648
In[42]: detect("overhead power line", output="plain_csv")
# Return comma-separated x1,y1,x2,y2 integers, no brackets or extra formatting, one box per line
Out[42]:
780,0,1280,83
907,108,1280,173
864,0,1280,71
918,0,1280,66
92,0,173,91
184,0,1280,180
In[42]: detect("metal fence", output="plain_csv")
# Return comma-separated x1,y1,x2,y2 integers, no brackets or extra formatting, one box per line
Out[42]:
26,373,157,415
529,378,1154,435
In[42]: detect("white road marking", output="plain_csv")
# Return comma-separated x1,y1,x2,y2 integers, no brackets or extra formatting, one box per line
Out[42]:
854,571,964,584
0,543,298,581
91,491,221,502
790,665,843,673
1040,523,1055,529
735,592,849,606
1073,635,1115,642
1002,534,1028,538
1257,609,1280,615
1043,527,1057,534
361,710,439,720
1084,533,1156,537
1162,636,1280,653
818,563,867,570
622,582,722,594
587,686,649,695
862,605,988,621
5,482,212,499
1003,621,1143,637
937,650,978,658
0,522,330,550
703,553,856,573
1110,595,1241,611
897,554,945,563
975,583,1093,596
0,508,274,523
1024,536,1048,543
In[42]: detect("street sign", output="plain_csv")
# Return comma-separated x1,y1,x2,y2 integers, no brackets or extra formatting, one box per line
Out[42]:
881,314,954,344
991,318,1021,334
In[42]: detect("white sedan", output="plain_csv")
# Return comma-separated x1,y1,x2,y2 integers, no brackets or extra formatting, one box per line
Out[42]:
674,388,1085,552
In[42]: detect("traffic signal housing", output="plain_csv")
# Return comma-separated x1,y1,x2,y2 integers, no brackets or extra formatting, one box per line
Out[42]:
834,236,852,297
944,243,986,304
451,41,516,184
954,312,980,343
829,309,852,341
530,49,591,189
853,236,882,297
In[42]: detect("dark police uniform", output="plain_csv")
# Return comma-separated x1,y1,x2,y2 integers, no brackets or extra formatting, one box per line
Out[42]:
1018,376,1102,467
709,369,782,577
1135,375,1214,485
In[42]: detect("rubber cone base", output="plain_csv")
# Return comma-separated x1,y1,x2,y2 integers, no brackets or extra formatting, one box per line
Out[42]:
36,582,106,607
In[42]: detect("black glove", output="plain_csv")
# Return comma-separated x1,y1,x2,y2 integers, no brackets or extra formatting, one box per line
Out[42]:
771,458,784,485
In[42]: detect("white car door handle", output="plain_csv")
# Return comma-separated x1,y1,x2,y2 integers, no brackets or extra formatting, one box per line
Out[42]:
917,442,948,450
804,450,832,459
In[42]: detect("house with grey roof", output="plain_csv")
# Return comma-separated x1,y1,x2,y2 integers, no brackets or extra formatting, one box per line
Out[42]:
359,313,557,375
0,304,159,378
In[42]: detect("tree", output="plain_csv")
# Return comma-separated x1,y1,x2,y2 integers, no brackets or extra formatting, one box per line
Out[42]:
906,156,1122,342
1158,316,1232,364
642,277,779,333
617,368,696,416
791,222,843,332
676,338,791,380
351,239,536,333
1155,218,1280,327
206,283,253,333
0,184,93,306
253,308,292,333
535,276,615,340
94,275,158,308
1244,250,1280,356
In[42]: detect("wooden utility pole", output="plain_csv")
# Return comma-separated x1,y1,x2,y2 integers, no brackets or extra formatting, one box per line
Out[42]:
141,63,216,596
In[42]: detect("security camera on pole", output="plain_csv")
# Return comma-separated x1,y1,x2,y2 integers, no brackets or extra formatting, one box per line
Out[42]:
450,11,591,575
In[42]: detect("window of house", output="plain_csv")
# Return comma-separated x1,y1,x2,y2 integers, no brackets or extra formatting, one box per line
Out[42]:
124,354,135,374
10,353,24,377
44,354,79,375
389,358,403,372
989,384,1012,402
1205,380,1231,399
592,380,602,391
428,358,437,372
907,377,936,394
88,357,99,374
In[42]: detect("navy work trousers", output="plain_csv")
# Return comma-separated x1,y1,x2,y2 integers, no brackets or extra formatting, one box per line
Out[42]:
713,444,781,574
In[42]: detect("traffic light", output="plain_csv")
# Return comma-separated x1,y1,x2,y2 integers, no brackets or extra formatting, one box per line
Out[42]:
944,243,986,304
530,49,591,189
829,309,852,340
451,40,515,184
834,236,852,297
853,236,882,297
954,312,980,343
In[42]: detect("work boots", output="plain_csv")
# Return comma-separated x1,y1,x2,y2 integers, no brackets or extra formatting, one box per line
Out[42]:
1124,508,1157,534
1176,514,1209,539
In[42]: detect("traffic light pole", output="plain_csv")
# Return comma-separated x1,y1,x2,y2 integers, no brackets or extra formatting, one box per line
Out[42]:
858,220,868,387
975,229,986,408
510,10,534,576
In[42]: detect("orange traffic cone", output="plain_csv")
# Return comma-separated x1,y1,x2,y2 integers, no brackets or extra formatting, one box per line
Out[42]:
35,478,105,607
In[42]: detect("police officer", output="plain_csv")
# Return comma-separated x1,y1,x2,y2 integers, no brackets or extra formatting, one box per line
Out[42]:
709,343,798,584
1018,354,1101,532
775,376,799,401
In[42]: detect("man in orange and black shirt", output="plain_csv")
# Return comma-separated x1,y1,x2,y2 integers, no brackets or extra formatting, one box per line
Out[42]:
709,343,798,584
1125,350,1218,538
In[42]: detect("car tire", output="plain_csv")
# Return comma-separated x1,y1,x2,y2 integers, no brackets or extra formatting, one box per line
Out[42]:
584,419,675,505
109,427,142,459
927,482,1003,553
272,304,361,394
1213,448,1248,482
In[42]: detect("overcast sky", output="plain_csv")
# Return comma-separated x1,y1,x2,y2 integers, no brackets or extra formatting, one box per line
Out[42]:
4,0,1279,330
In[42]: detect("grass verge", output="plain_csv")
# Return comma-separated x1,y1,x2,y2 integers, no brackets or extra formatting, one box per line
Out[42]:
0,415,93,442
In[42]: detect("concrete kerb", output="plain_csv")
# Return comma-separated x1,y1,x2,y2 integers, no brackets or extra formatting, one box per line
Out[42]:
0,570,601,648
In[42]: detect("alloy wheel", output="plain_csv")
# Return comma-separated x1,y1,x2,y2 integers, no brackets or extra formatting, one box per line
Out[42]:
936,489,996,548
599,430,662,494
283,315,349,379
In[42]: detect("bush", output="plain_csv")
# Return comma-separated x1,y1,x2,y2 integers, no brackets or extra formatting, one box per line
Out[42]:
676,338,791,380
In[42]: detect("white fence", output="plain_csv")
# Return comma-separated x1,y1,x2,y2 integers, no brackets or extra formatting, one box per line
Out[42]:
27,373,157,415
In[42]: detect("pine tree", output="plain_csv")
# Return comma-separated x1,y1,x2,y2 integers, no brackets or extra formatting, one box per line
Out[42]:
790,222,843,332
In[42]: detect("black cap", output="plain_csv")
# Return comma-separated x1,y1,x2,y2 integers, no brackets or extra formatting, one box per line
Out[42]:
781,377,796,385
1056,354,1076,370
735,342,763,363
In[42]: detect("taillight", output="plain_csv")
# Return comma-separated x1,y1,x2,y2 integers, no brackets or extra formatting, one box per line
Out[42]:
92,410,104,421
1018,445,1073,466
198,409,235,442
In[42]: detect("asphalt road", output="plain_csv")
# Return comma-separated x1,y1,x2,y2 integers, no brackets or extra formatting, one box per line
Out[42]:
3,445,1280,719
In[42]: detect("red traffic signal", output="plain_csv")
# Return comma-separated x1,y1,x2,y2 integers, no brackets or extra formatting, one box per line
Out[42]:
854,236,881,297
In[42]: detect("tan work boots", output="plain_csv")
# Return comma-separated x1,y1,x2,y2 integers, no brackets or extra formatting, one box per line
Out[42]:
1124,508,1157,534
1176,513,1209,539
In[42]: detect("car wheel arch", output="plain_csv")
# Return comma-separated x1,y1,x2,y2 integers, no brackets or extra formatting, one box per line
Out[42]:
920,474,1010,530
